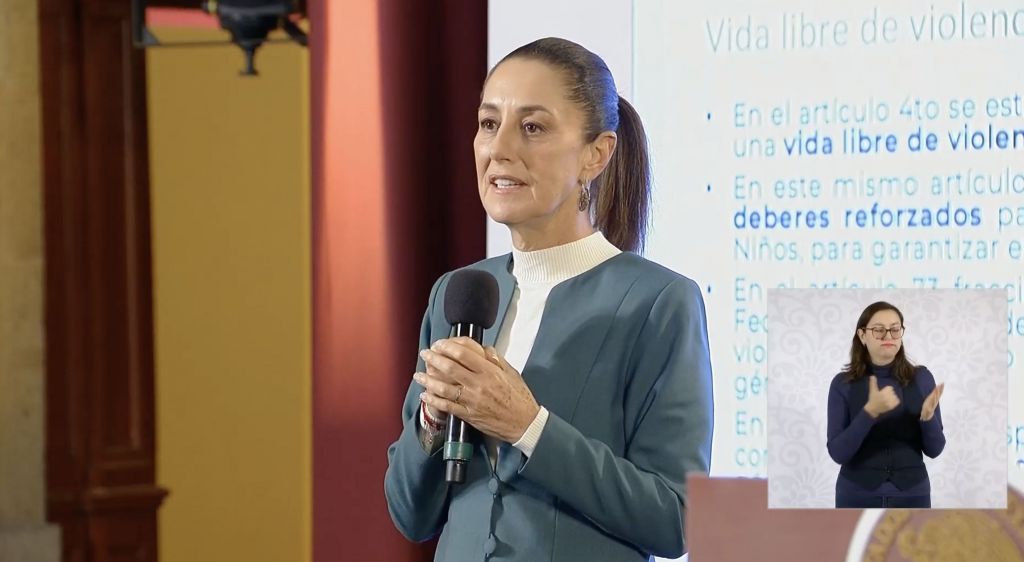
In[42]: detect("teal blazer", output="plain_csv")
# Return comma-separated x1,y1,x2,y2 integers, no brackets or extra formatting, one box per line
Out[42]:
384,252,713,561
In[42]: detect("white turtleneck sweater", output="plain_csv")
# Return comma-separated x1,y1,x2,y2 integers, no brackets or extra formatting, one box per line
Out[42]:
492,231,621,465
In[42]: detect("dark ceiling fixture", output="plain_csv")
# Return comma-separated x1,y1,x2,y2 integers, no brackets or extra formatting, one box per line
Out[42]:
131,0,308,76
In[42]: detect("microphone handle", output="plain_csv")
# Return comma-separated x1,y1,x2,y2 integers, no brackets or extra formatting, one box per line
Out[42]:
444,323,484,483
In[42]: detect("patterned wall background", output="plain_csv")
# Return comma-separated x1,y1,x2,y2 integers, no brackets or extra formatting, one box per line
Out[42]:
767,289,1007,509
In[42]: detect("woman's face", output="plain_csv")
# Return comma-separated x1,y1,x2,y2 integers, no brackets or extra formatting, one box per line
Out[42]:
858,309,903,365
473,58,610,236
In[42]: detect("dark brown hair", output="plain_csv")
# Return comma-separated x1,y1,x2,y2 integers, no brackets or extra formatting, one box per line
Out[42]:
842,301,917,387
489,37,650,253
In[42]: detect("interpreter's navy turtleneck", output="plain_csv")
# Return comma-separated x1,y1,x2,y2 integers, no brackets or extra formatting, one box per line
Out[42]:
826,363,945,498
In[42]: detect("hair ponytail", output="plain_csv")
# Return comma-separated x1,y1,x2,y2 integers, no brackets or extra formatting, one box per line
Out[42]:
594,96,650,253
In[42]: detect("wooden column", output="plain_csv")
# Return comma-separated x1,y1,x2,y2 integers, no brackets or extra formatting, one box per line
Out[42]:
39,1,167,561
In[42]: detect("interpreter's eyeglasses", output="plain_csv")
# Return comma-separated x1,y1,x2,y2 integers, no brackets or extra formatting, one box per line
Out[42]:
865,326,905,340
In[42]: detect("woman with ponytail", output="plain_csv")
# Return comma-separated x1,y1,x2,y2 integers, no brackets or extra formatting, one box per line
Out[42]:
385,37,713,561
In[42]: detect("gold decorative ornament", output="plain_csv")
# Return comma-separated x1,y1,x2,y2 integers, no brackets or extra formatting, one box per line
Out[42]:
860,490,1024,562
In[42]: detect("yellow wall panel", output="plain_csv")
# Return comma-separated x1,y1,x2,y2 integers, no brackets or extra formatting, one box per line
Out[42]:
147,27,310,562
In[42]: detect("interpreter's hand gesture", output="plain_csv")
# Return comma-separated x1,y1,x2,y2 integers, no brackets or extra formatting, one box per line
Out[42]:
415,337,540,443
864,375,900,419
920,382,944,422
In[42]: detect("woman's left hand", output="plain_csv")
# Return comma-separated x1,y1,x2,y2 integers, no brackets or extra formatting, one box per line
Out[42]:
415,337,540,443
920,382,944,422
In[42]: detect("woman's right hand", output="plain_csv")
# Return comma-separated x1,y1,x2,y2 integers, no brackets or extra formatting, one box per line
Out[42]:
864,375,900,418
423,399,447,422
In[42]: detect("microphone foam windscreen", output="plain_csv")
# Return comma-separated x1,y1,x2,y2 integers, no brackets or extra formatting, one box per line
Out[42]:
444,269,499,329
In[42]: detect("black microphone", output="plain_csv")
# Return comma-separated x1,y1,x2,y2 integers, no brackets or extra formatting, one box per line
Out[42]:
442,269,499,483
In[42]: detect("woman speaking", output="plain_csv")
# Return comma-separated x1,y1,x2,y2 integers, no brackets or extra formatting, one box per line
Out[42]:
827,301,946,508
384,38,714,561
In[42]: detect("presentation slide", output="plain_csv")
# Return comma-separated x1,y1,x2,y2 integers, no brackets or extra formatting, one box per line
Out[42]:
489,0,1022,537
632,0,1022,486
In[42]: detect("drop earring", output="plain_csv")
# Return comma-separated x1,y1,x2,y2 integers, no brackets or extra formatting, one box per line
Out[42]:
578,178,591,212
